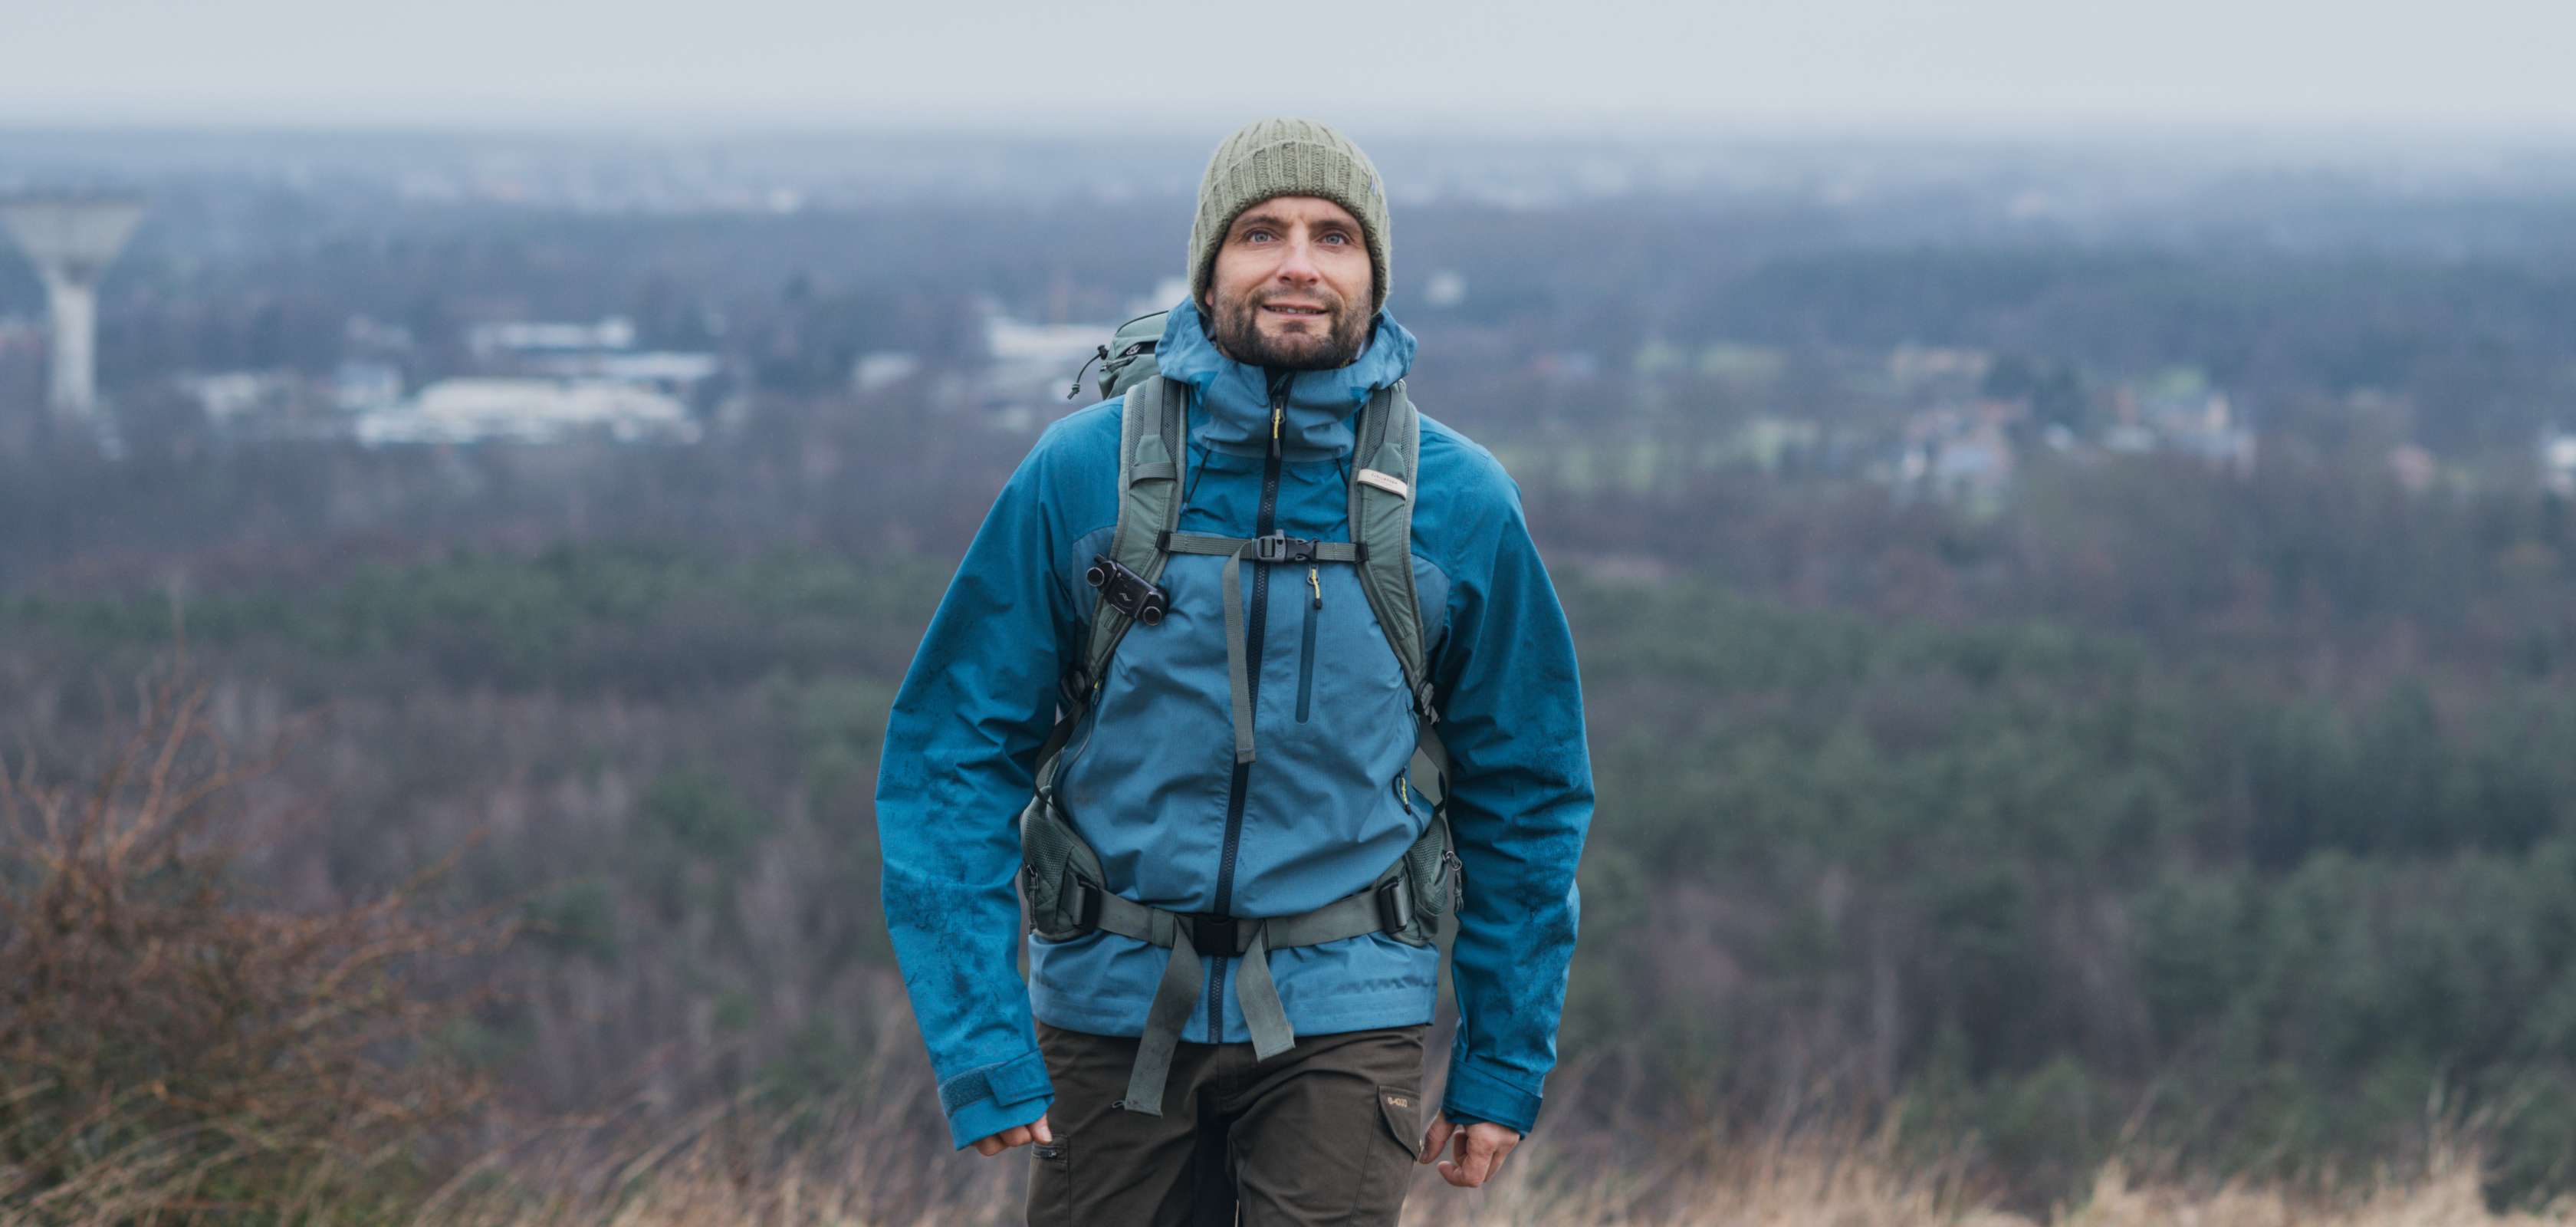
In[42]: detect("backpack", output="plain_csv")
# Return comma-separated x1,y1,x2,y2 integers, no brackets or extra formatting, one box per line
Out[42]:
1066,310,1170,405
1012,315,1460,1117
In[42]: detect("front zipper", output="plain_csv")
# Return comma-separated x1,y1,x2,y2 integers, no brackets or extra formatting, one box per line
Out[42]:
1296,566,1319,722
1208,373,1290,1042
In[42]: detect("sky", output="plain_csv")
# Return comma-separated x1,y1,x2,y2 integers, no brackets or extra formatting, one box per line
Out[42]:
4,0,2574,136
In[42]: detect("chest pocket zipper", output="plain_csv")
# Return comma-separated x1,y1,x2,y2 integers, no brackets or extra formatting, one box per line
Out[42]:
1296,564,1320,722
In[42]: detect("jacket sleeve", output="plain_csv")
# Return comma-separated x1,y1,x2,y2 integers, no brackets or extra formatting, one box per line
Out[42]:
1428,476,1595,1137
876,438,1085,1151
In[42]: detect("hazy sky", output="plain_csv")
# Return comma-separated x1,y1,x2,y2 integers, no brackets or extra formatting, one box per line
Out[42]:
5,0,2573,134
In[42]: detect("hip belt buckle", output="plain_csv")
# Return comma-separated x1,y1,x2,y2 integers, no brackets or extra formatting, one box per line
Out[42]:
1184,911,1240,956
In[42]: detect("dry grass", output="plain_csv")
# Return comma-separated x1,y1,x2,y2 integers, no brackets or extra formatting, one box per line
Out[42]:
371,1105,2576,1227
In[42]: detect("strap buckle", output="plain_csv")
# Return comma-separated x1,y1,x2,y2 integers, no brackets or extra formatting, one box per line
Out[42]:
1071,881,1104,930
1375,880,1414,934
1250,534,1318,564
1184,912,1240,955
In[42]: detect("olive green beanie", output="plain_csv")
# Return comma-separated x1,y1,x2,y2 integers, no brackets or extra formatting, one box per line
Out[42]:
1188,117,1392,317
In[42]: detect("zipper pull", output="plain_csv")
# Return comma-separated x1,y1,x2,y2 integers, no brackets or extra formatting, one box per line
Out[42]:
1270,403,1283,459
1308,564,1321,608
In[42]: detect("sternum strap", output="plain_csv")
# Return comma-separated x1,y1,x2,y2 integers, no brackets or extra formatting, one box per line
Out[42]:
1159,533,1362,765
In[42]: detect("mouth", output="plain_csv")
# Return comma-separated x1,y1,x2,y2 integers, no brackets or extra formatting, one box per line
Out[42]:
1261,303,1330,318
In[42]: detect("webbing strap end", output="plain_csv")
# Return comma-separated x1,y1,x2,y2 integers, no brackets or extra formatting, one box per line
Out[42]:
1121,924,1202,1117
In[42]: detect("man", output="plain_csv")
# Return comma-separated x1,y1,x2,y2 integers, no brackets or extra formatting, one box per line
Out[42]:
877,117,1594,1225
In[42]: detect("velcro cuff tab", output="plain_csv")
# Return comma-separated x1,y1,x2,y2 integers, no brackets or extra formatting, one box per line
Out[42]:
937,1049,1053,1114
1356,469,1410,499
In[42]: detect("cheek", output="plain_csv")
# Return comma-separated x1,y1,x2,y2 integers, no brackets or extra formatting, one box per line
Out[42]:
1211,249,1275,298
1327,252,1372,303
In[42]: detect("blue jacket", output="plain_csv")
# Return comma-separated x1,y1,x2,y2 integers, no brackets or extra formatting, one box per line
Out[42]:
877,298,1595,1151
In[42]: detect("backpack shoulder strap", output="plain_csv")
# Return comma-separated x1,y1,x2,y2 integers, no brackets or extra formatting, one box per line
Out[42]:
1083,375,1189,683
1346,380,1448,780
1035,376,1188,791
1035,379,1184,788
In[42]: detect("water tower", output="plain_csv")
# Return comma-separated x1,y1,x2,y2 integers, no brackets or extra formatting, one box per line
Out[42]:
1,196,145,419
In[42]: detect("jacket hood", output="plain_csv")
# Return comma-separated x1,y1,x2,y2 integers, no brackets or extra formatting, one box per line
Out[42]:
1155,294,1418,460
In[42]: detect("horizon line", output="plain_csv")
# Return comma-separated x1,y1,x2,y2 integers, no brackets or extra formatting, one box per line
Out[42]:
6,104,2576,148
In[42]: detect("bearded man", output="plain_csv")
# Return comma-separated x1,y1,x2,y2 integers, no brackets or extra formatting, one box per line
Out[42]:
878,117,1595,1225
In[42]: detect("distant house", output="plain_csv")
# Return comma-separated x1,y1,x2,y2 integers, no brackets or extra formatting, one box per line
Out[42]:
978,312,1111,429
468,317,637,360
2543,428,2576,496
356,378,698,446
524,350,720,396
851,352,922,395
464,314,720,402
1885,405,2016,508
2106,377,2256,473
186,370,314,426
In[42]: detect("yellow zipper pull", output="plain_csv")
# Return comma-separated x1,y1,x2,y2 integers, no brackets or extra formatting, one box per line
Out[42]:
1308,564,1321,608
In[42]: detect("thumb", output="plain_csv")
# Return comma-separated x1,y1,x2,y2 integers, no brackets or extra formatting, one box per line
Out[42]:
1418,1113,1454,1164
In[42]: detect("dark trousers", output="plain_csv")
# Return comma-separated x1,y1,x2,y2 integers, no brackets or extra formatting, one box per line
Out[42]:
1026,1019,1429,1226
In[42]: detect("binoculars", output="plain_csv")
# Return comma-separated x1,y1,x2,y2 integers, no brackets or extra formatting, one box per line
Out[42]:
1086,554,1169,626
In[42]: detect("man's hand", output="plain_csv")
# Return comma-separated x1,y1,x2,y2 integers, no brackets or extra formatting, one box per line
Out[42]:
1417,1113,1520,1188
971,1112,1053,1157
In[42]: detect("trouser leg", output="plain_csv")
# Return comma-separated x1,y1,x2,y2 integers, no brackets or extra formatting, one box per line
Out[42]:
1220,1024,1430,1227
1030,1021,1221,1227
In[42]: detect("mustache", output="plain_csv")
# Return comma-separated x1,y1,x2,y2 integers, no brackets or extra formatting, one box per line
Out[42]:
1253,287,1346,312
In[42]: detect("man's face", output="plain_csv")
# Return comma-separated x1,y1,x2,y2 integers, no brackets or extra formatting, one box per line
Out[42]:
1203,195,1374,371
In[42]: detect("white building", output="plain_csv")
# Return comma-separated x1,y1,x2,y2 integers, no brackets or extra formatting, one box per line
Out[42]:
468,317,638,360
2543,429,2576,497
982,314,1111,429
356,378,698,446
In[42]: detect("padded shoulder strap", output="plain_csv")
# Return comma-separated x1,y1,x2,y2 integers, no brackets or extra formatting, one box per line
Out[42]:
1036,377,1189,794
1078,375,1189,696
1348,380,1431,715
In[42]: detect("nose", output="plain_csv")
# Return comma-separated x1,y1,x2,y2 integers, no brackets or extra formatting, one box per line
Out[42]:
1274,236,1321,286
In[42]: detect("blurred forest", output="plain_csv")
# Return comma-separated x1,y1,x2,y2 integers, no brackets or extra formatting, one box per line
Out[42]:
8,130,2576,1213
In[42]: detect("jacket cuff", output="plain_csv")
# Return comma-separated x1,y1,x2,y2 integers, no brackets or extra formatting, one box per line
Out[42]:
938,1050,1055,1151
1441,1054,1543,1136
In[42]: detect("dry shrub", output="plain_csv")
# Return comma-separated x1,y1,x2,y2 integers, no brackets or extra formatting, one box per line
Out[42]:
0,666,508,1224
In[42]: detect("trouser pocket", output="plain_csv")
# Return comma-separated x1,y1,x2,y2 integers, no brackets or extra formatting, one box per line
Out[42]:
1360,1084,1424,1220
1025,1136,1072,1225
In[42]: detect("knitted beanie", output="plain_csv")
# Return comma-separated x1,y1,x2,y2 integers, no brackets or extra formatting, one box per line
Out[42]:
1188,117,1392,317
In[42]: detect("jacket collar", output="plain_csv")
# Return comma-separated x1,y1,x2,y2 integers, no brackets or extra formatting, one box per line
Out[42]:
1154,294,1418,461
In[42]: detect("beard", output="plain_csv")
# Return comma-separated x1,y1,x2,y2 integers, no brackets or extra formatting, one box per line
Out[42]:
1205,285,1372,372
